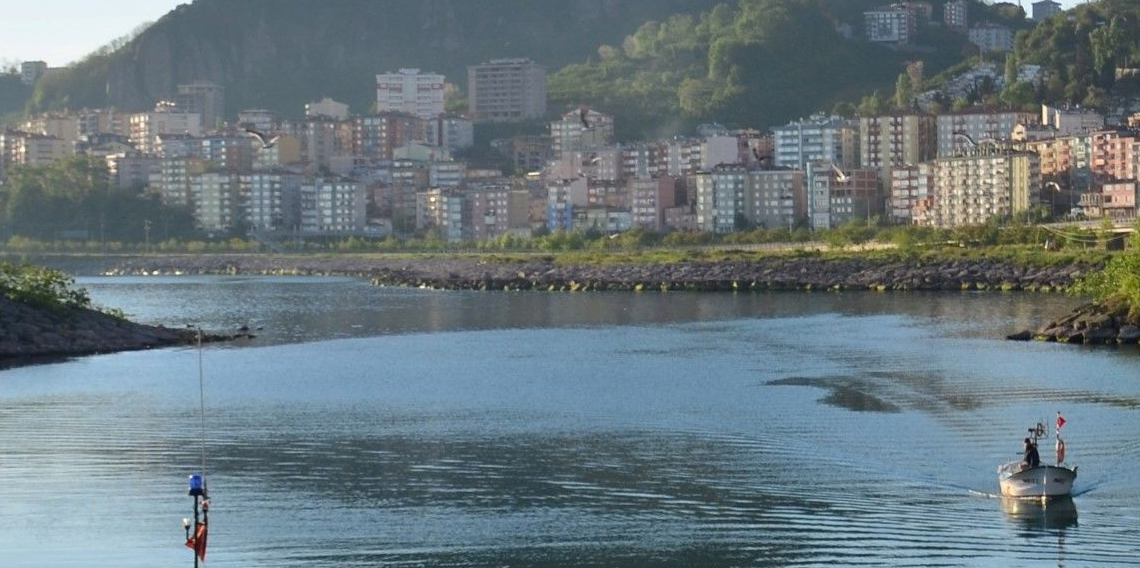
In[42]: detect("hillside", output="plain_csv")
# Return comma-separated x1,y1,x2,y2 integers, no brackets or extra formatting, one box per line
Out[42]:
26,0,725,117
549,0,1021,138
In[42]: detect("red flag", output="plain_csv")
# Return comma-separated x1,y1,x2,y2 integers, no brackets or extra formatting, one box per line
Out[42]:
1057,414,1066,430
185,523,208,562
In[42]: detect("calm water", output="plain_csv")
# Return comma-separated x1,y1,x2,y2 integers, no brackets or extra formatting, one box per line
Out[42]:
2,276,1139,567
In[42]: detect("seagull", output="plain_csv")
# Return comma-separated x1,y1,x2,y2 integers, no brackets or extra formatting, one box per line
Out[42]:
245,128,281,149
579,105,591,129
831,163,849,183
752,147,769,165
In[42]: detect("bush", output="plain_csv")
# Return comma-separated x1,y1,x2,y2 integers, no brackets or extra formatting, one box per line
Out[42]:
0,263,91,312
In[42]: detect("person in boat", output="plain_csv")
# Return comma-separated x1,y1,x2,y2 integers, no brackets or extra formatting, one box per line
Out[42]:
1022,437,1041,469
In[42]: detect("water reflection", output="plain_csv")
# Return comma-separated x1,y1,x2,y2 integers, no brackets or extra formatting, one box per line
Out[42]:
1000,496,1078,532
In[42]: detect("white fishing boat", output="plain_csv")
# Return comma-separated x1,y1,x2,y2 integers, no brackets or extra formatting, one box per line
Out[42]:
998,414,1077,501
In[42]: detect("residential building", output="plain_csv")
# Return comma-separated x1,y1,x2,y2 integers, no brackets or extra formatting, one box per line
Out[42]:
937,109,1037,157
22,113,80,145
1031,1,1062,22
927,148,1040,227
772,114,858,171
468,58,547,123
375,68,446,119
1099,181,1138,222
1022,136,1078,178
547,178,589,231
701,135,741,170
968,23,1014,53
129,105,202,154
889,163,935,224
1089,130,1137,182
238,109,277,133
466,180,519,241
499,135,553,174
244,170,303,232
1042,104,1105,136
78,108,127,137
351,113,427,160
191,171,243,233
305,97,350,121
416,188,465,241
550,108,614,159
693,165,747,234
630,176,678,231
806,163,880,230
20,61,47,85
1,131,72,166
156,157,207,206
176,81,225,130
201,134,253,173
427,114,474,151
865,7,915,44
106,153,162,192
300,177,366,234
860,113,936,175
944,0,968,33
300,118,342,167
747,169,804,230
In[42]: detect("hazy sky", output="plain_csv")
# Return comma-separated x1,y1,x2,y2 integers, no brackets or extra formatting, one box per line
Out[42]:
0,0,1091,69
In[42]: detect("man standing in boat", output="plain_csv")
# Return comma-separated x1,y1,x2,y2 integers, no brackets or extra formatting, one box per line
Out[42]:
1022,437,1041,469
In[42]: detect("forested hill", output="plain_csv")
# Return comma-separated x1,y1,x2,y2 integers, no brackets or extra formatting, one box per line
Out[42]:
27,0,725,117
549,0,998,138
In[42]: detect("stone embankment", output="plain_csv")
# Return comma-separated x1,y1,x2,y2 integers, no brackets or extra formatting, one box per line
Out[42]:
1007,302,1140,345
102,254,1095,293
0,294,212,364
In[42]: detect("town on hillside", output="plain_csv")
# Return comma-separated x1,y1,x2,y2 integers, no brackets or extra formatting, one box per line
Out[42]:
3,0,1139,245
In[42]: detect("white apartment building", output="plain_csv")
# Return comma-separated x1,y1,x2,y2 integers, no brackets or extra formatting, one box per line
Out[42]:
191,171,242,233
376,69,446,119
129,109,202,154
468,58,547,123
305,97,350,121
244,171,303,231
968,23,1014,53
937,110,1037,157
550,108,614,159
300,178,366,234
693,165,747,234
889,163,936,224
772,115,858,171
865,7,914,44
928,149,1040,228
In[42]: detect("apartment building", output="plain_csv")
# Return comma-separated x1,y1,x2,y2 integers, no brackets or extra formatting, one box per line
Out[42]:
191,171,243,233
129,107,202,154
426,114,474,151
351,112,427,160
943,0,967,33
889,163,935,224
692,165,747,234
1089,130,1138,182
1032,1,1062,21
375,69,446,119
550,108,614,159
156,157,207,206
1,131,72,167
630,176,678,231
244,170,303,232
968,23,1014,53
468,58,547,123
305,98,350,121
747,169,804,230
466,181,518,241
937,109,1037,157
806,163,880,230
20,61,47,85
1042,104,1105,136
772,115,858,171
927,149,1040,227
300,177,366,234
546,178,589,231
865,7,915,44
176,81,225,130
860,113,936,175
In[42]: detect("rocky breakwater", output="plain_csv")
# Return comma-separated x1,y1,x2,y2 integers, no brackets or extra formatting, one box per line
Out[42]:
0,293,219,364
367,257,1094,293
1007,301,1140,346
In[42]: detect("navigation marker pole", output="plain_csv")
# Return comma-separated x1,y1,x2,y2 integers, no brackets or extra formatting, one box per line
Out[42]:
182,327,209,566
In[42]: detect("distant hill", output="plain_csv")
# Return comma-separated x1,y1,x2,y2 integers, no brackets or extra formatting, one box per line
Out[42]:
549,0,1004,138
26,0,725,118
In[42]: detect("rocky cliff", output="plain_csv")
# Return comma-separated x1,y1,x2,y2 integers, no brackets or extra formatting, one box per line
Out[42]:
32,0,724,116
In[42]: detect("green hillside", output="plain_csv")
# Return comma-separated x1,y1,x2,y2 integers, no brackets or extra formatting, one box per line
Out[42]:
548,0,987,138
26,0,726,117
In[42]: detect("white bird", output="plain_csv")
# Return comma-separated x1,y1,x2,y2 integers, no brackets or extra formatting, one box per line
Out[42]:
245,128,281,149
831,163,849,183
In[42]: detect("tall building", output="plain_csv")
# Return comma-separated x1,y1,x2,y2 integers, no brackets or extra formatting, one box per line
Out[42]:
129,106,202,155
747,169,804,230
944,0,968,33
176,81,225,131
928,148,1040,227
550,108,614,159
244,171,302,232
806,163,880,230
772,115,858,171
305,98,350,121
889,163,936,224
864,7,915,44
468,58,547,123
300,177,366,234
375,68,446,119
968,23,1014,53
859,113,936,176
937,109,1037,157
1031,0,1062,22
693,165,747,234
191,171,243,233
20,61,47,86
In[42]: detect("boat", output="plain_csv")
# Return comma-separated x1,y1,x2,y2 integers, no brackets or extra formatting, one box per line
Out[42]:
998,414,1077,501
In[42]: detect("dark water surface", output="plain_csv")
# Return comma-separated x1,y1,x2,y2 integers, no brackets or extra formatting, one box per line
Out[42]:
2,276,1138,567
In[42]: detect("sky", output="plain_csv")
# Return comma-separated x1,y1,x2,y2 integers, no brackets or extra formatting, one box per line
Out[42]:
0,0,1091,70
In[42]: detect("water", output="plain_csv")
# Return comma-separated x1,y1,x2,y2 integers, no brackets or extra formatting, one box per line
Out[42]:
2,276,1139,567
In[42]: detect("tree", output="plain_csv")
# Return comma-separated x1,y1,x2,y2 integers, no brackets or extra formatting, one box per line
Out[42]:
894,73,913,110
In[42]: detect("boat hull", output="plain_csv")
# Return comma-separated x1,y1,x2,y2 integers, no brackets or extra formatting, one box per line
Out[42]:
999,465,1076,500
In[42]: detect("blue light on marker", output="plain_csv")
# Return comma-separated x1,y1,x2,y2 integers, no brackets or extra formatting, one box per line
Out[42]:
188,474,204,497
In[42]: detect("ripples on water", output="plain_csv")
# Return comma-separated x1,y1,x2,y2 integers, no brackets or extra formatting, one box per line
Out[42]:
1,276,1138,567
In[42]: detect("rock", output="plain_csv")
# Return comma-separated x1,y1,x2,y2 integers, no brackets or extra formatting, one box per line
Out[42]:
1118,325,1140,344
